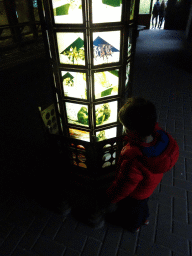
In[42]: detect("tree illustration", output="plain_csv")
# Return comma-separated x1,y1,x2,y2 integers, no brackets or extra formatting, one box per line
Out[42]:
65,46,85,64
96,72,111,88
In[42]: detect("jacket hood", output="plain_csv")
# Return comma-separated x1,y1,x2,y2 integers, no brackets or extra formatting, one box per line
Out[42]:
123,123,179,174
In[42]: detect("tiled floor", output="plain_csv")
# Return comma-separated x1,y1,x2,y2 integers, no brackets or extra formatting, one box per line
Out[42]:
0,29,192,256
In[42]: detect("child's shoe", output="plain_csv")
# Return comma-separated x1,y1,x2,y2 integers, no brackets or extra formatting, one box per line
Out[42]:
144,219,149,225
60,201,72,216
87,216,105,229
129,220,149,233
128,226,140,233
132,220,149,232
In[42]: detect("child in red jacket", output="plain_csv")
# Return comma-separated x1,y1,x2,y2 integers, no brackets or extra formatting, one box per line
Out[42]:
106,97,179,232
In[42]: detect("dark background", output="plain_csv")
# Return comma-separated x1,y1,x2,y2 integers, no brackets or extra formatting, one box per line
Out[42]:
0,0,192,208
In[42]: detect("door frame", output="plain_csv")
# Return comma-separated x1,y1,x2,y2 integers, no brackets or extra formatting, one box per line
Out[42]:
137,0,154,29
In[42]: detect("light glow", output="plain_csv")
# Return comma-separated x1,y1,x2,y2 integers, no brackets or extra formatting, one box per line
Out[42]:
62,71,87,99
125,62,131,87
66,102,89,127
95,101,118,126
96,127,117,141
94,70,119,99
56,32,85,65
52,0,83,24
92,0,122,23
93,31,120,65
130,0,135,20
69,128,90,141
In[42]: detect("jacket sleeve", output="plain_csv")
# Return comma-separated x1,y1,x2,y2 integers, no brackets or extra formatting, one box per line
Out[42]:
106,159,143,204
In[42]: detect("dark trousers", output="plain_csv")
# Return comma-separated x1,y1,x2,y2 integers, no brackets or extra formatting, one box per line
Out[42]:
152,15,159,28
113,196,150,231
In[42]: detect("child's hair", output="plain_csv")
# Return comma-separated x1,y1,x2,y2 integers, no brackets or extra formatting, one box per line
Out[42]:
118,97,157,137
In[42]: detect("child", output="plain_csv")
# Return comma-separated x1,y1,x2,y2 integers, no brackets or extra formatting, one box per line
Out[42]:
106,97,179,232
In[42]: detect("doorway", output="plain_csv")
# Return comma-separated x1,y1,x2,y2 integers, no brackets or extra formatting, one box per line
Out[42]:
138,0,165,29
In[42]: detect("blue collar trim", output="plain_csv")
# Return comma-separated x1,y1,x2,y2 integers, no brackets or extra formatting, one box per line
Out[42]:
140,130,169,157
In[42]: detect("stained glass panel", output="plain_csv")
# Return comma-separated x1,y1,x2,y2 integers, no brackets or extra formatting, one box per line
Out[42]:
66,103,89,127
128,32,132,57
94,70,119,99
56,93,60,113
46,31,52,58
125,62,131,88
92,0,122,23
130,0,135,20
56,32,85,65
95,101,118,126
96,127,117,141
62,71,87,99
93,31,120,65
52,0,83,24
69,128,90,141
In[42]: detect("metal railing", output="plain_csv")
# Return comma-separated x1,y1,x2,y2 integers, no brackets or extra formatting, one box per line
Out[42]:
0,0,46,69
0,0,42,50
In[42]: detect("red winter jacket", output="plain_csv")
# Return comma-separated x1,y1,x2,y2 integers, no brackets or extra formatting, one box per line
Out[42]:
106,123,179,203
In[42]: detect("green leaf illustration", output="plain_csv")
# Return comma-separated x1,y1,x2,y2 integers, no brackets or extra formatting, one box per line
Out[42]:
101,88,113,97
102,0,121,7
56,4,70,16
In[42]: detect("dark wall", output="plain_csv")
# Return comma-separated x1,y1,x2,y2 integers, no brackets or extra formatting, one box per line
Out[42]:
137,14,151,29
165,0,191,30
0,55,56,202
186,2,192,41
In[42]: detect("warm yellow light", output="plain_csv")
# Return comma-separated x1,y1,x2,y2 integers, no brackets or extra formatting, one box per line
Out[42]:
92,0,122,23
52,0,83,24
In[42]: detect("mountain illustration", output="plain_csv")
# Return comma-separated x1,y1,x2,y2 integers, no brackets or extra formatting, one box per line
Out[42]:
62,72,74,80
102,0,122,7
108,70,119,77
93,36,119,52
60,36,119,55
61,37,84,54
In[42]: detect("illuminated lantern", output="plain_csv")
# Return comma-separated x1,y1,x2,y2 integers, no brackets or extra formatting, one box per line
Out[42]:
38,0,139,173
